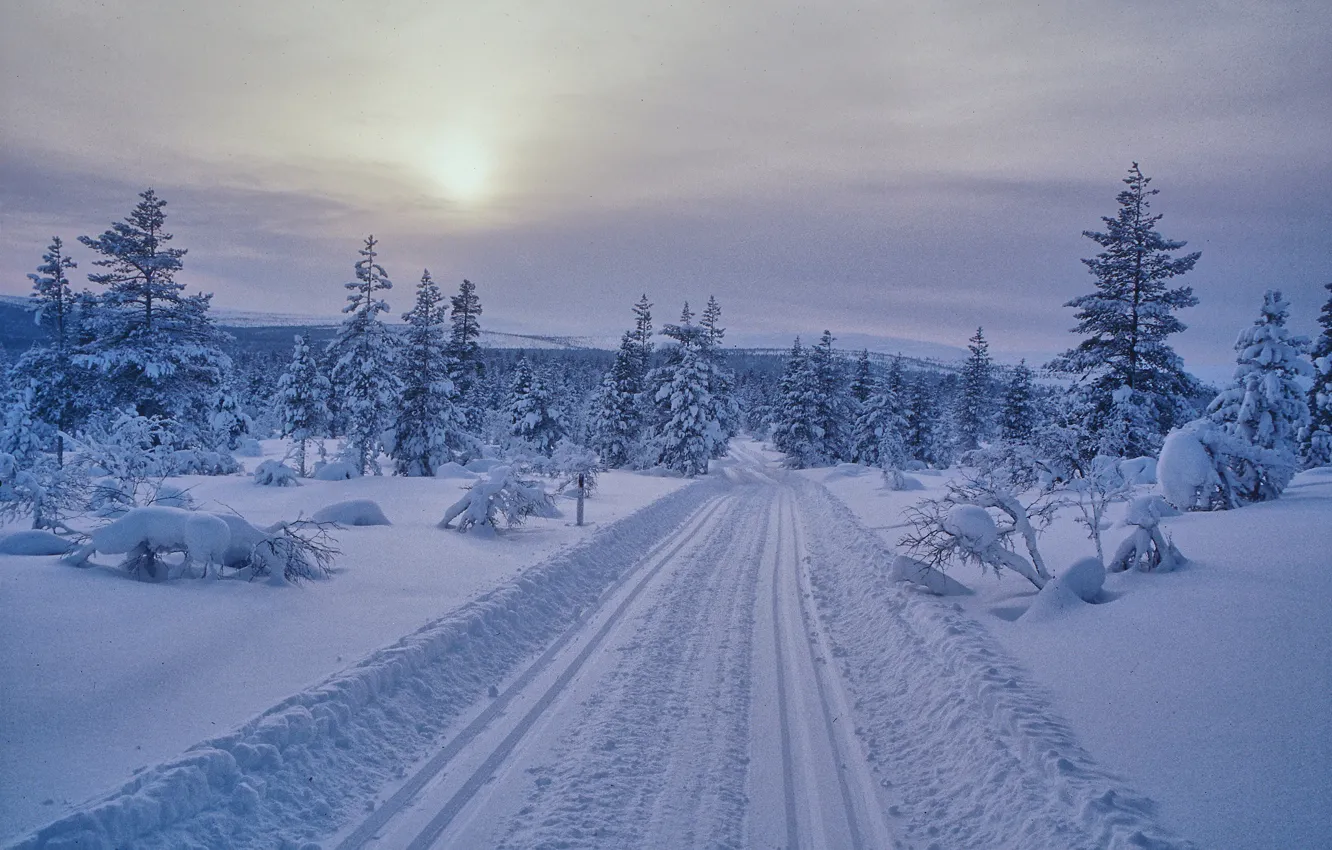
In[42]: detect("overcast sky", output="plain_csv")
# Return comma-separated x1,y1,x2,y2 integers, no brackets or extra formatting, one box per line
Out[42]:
2,0,1329,377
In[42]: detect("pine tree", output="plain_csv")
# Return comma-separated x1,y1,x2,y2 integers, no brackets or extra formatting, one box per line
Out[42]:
1000,360,1038,442
631,294,654,377
327,235,400,475
508,355,565,455
849,350,874,405
1048,163,1201,456
955,327,993,452
652,336,716,476
448,278,484,389
772,332,847,468
851,371,907,469
17,237,82,464
903,377,935,464
698,296,739,455
808,330,850,462
274,335,331,477
1300,282,1332,467
394,270,472,476
1208,290,1312,455
589,332,647,468
76,190,230,428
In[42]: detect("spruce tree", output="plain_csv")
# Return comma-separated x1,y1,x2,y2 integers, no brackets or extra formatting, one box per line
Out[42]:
448,278,483,388
588,333,644,468
631,294,654,377
903,377,935,464
1000,359,1038,442
394,269,471,476
17,237,82,464
1048,163,1201,456
327,235,400,475
808,330,850,462
851,371,907,469
1208,290,1312,455
1300,282,1332,467
77,190,230,428
849,350,874,405
652,332,716,476
698,296,739,454
508,355,565,455
955,327,993,452
772,338,813,461
274,335,331,477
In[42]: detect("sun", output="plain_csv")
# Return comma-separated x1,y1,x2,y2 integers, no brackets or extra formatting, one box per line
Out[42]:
429,138,492,205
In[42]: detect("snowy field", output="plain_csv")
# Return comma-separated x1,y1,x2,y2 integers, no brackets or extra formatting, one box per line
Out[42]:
1,440,1329,849
810,454,1332,850
0,442,688,844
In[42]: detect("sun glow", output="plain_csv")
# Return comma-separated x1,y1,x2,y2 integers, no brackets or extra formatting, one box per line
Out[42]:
429,137,492,205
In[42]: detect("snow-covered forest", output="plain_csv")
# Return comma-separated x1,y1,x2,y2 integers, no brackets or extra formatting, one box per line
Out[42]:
3,166,1330,850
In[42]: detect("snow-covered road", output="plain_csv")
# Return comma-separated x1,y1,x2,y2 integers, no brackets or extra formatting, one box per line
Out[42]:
12,449,1192,849
333,466,894,849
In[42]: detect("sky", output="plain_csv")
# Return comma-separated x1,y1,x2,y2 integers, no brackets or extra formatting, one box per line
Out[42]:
2,0,1329,378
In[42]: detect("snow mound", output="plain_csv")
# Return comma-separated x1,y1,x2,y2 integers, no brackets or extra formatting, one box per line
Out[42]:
463,458,502,474
887,554,973,595
1119,456,1158,485
311,499,390,526
235,438,264,457
253,460,299,487
11,481,714,850
942,504,999,551
434,462,478,480
63,507,231,579
313,462,361,481
0,530,76,556
1157,424,1215,510
1021,558,1106,623
824,462,871,479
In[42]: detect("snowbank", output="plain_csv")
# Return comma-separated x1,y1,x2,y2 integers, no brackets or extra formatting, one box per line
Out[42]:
310,499,390,526
0,531,75,556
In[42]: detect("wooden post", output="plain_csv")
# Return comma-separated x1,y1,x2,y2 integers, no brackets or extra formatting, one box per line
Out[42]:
576,473,585,526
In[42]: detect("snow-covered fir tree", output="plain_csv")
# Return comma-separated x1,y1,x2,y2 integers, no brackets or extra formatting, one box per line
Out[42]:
851,368,908,469
849,350,875,405
1047,163,1201,457
393,269,472,476
207,384,253,451
650,324,718,476
327,235,400,475
508,355,566,455
772,331,848,467
447,277,484,426
954,327,993,452
15,237,83,464
698,296,740,455
273,335,330,477
771,338,817,465
589,332,646,468
76,189,231,433
999,359,1038,443
903,377,936,464
631,294,654,374
1300,282,1332,467
1208,290,1312,456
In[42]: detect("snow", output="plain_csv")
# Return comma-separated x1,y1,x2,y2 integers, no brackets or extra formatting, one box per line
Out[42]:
1157,421,1219,509
309,498,391,527
312,461,360,481
0,441,689,844
814,457,1332,849
0,530,74,556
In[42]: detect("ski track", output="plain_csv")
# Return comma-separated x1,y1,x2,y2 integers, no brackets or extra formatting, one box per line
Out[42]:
10,456,1199,850
793,474,1195,850
8,481,721,850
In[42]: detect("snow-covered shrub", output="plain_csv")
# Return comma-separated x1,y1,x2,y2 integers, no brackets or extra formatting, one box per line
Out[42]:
439,465,558,534
64,506,231,581
311,499,391,526
169,448,241,476
899,464,1058,590
1020,557,1106,623
1158,419,1294,510
533,439,601,495
0,450,84,532
235,438,264,457
211,513,338,584
1063,455,1131,564
1107,494,1184,572
886,554,973,596
434,461,479,480
253,459,300,487
1119,456,1158,485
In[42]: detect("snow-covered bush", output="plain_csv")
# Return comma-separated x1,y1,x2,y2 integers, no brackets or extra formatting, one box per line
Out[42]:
168,448,241,476
899,471,1057,590
1158,419,1294,511
1063,455,1131,564
522,439,601,495
439,465,558,534
64,506,231,581
211,513,338,584
434,461,478,480
0,529,76,556
253,459,300,487
311,499,391,526
1107,494,1184,572
313,461,361,481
